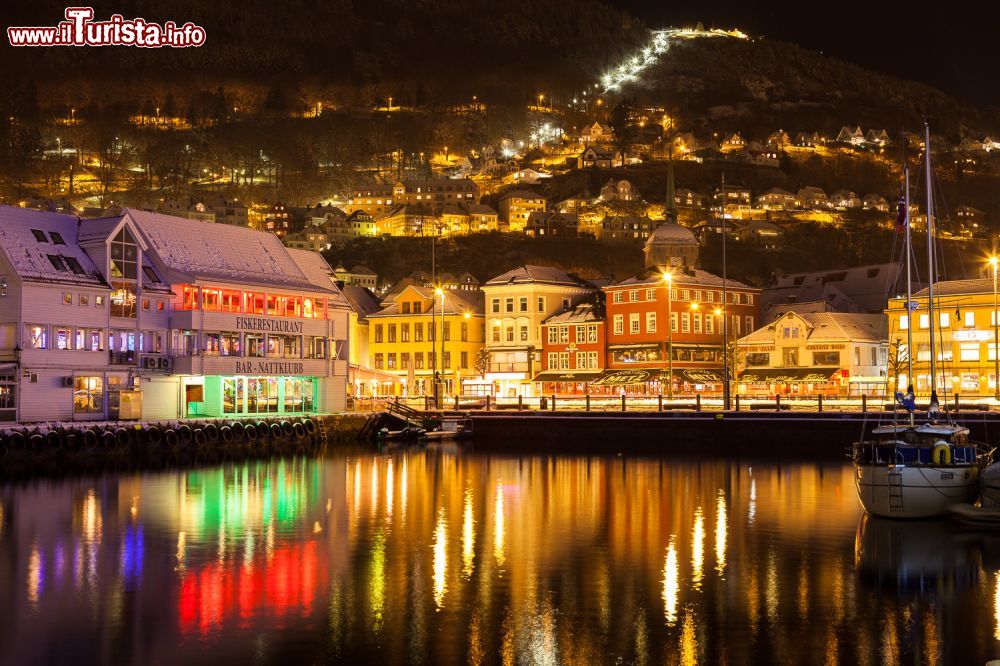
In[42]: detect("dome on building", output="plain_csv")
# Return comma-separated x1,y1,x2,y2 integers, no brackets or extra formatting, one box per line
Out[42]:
644,222,698,247
643,222,699,271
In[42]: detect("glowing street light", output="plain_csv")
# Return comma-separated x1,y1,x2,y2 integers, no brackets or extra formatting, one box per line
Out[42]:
662,271,674,400
991,255,1000,400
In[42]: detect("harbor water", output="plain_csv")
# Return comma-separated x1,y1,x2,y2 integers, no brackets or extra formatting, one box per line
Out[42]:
1,448,999,664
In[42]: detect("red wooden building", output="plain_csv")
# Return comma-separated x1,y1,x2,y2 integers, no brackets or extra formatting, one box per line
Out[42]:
535,303,605,394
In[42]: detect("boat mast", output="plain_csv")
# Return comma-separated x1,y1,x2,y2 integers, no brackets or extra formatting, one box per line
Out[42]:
904,164,913,387
925,122,937,399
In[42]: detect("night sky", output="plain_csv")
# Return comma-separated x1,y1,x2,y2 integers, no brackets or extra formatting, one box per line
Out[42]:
611,0,997,107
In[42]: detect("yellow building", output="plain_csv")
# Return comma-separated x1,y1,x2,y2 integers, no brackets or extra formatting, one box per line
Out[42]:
367,285,485,397
886,278,1000,397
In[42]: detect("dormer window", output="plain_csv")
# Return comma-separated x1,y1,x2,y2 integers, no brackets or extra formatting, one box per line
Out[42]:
50,232,66,245
47,254,67,271
31,229,47,242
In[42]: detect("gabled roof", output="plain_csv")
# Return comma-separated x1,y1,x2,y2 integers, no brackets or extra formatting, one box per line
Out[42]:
485,265,593,288
370,285,484,317
120,208,325,292
285,248,346,301
610,269,753,291
745,310,885,342
0,206,106,287
499,189,544,201
543,302,602,325
340,284,382,318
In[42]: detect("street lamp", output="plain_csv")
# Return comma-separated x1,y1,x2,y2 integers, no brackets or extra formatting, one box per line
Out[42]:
991,256,1000,400
436,287,446,400
662,271,674,400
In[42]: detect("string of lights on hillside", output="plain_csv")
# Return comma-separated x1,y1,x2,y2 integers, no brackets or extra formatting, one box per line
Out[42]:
601,27,749,93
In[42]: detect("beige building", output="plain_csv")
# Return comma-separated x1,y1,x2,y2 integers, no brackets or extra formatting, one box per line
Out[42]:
474,266,596,397
737,310,888,397
498,190,546,232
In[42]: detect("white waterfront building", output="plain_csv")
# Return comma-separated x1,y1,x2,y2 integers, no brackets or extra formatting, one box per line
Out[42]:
0,206,350,423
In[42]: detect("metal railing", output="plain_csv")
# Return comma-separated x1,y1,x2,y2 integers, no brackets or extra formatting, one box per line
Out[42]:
349,392,1000,414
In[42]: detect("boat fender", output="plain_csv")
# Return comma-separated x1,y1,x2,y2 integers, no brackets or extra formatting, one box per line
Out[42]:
204,423,219,441
101,430,116,449
304,418,317,435
231,421,246,438
82,429,98,449
115,428,131,449
280,421,294,437
147,425,162,445
270,422,283,440
163,428,179,448
219,425,234,443
292,422,306,440
177,424,193,443
64,432,81,453
932,441,952,466
193,429,207,447
46,430,63,452
28,433,45,456
9,431,26,452
245,423,259,441
256,422,270,439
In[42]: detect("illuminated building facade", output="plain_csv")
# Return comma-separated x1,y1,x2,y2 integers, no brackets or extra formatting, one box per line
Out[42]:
0,205,350,422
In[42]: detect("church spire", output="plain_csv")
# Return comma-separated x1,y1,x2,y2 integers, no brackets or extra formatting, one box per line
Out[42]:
664,147,677,223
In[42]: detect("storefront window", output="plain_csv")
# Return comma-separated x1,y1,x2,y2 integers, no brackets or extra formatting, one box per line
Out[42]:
245,292,265,314
812,351,839,366
90,329,103,351
221,333,241,356
204,333,221,355
223,377,245,413
0,375,15,422
246,334,264,357
284,378,306,411
746,353,769,367
267,334,300,358
74,376,103,413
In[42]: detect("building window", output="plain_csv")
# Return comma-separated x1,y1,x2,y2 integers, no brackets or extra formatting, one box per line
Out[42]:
613,315,624,335
629,314,640,334
27,325,47,349
443,322,451,341
443,352,451,369
629,290,639,302
520,325,529,341
559,352,569,370
813,351,839,365
63,292,72,305
576,351,587,369
900,315,908,330
693,314,702,334
576,326,586,343
492,326,501,343
559,326,569,343
548,327,558,344
54,326,72,349
645,289,656,301
491,298,500,313
960,344,980,362
388,324,396,343
744,316,754,333
537,297,545,312
221,333,241,356
646,312,657,333
547,352,558,369
386,353,396,370
204,333,221,355
461,351,469,369
519,297,528,312
110,282,137,319
706,315,714,334
746,352,769,367
73,376,103,414
939,313,950,328
587,351,599,369
505,298,514,313
374,324,383,343
965,311,975,327
681,313,690,333
401,323,410,342
782,348,799,366
919,314,929,329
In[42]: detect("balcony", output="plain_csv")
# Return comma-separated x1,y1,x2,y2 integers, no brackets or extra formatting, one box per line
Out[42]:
488,362,532,374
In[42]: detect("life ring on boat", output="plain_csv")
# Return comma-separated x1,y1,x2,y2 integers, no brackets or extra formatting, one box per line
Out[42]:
931,441,952,466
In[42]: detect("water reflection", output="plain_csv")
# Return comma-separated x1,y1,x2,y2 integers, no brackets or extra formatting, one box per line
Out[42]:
2,453,1000,664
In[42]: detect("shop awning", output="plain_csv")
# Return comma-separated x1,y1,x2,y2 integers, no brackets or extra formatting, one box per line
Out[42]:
350,365,403,384
533,370,603,383
591,368,664,386
738,368,839,383
672,368,724,384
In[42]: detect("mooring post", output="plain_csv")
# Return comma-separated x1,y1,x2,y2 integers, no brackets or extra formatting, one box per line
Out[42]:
696,394,701,412
551,394,556,412
817,394,823,413
586,394,590,412
775,394,781,411
955,393,959,410
658,393,663,412
518,395,523,411
454,395,459,410
424,395,429,411
862,394,867,413
485,395,491,411
621,394,626,412
734,395,740,411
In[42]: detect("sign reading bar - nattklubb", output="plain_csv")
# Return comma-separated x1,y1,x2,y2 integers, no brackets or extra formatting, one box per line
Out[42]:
234,360,306,375
236,316,304,334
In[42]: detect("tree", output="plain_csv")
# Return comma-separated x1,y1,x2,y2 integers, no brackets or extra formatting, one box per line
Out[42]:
725,331,745,396
475,348,492,379
887,337,908,395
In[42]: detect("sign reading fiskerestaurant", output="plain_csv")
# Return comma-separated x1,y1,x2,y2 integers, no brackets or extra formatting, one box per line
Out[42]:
236,316,304,334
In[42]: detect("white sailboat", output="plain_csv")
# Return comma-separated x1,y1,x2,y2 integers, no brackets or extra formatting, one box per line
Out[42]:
852,124,989,519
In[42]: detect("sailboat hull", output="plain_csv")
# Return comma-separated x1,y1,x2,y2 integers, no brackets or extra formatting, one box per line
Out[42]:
854,463,979,518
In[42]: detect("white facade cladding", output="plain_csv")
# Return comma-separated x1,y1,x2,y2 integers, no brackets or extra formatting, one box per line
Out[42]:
0,205,350,423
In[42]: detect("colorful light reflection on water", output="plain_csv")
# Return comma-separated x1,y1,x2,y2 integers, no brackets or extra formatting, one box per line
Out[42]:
2,452,1000,664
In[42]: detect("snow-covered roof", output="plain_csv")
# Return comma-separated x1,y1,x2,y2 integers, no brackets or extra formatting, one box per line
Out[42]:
0,206,106,287
285,248,345,302
543,302,602,325
610,269,754,291
120,208,323,292
485,265,592,288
